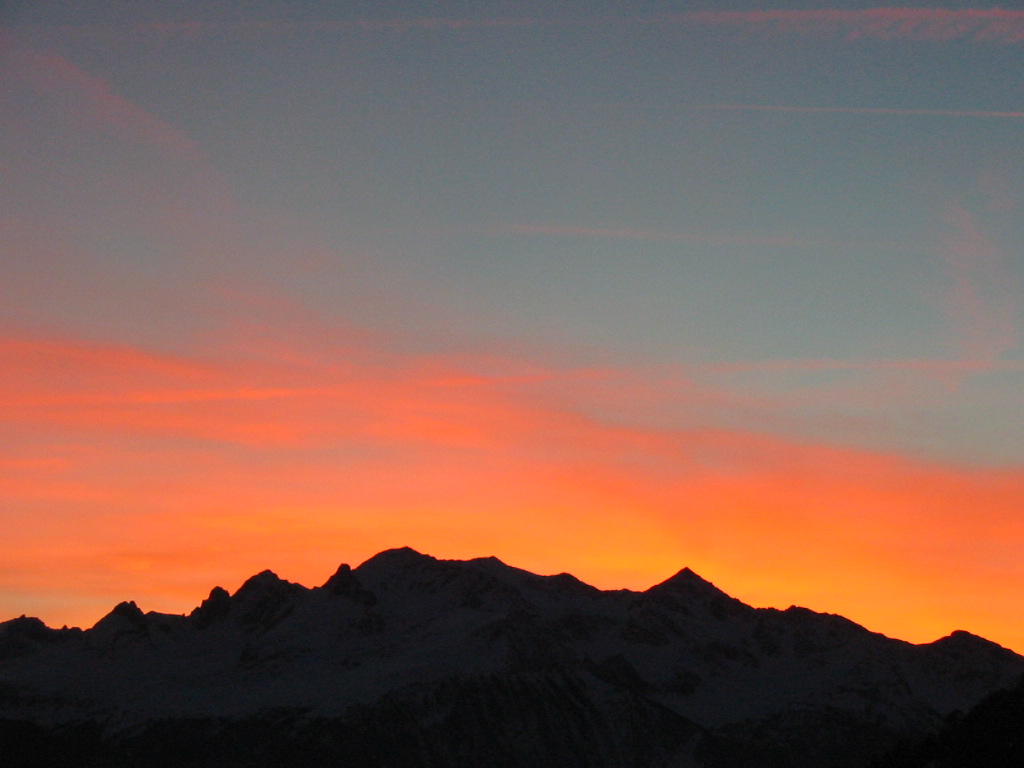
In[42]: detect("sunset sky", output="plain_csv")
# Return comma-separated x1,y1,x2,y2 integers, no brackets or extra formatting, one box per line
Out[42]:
2,2,1023,651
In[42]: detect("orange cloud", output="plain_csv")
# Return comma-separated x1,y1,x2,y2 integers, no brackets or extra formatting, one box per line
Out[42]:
2,327,1024,652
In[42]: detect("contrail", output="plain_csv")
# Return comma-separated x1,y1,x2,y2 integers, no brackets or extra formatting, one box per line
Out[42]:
660,8,1024,44
702,104,1024,120
10,7,1024,44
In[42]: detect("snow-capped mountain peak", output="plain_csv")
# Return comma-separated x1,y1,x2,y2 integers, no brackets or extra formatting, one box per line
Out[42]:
2,549,1022,768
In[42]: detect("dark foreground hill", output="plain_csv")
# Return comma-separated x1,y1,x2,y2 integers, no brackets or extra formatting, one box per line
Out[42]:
2,547,1022,767
872,672,1024,768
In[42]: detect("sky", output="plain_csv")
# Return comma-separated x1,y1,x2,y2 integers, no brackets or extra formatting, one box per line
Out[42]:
2,1,1023,650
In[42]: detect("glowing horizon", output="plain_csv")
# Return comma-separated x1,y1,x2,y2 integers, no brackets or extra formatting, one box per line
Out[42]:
5,327,1023,650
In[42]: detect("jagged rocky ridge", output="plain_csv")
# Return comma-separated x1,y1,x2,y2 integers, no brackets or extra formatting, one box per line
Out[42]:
1,547,1022,767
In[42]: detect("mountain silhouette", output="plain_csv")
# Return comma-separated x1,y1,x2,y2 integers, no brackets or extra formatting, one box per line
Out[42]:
1,548,1021,767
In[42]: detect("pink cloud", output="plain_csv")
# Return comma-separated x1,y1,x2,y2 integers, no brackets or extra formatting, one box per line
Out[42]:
1,32,237,235
4,17,542,44
1,32,202,159
15,8,1024,44
0,35,251,338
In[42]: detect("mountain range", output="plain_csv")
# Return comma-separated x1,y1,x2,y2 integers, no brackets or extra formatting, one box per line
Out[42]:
2,547,1022,767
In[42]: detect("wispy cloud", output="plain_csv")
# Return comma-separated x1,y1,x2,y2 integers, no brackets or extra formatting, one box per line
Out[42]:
1,16,543,46
1,32,203,159
706,356,1024,377
940,205,1021,365
483,224,889,251
1,32,236,234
